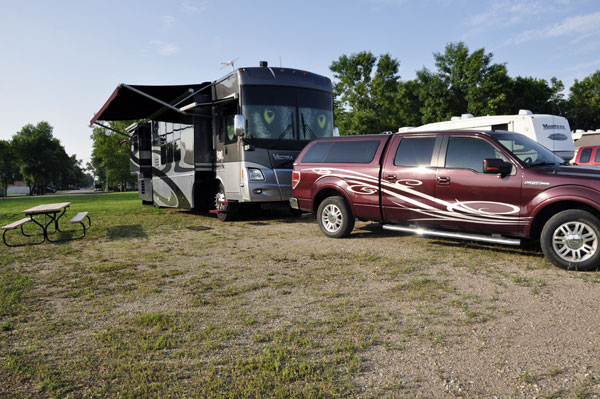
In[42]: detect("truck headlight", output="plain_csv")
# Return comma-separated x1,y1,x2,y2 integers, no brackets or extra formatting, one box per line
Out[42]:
247,168,265,181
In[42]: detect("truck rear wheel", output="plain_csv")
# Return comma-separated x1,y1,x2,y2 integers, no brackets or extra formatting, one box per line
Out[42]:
540,210,600,270
317,196,354,238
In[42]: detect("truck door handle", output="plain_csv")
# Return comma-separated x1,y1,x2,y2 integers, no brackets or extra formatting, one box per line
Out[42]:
385,174,397,182
437,176,450,184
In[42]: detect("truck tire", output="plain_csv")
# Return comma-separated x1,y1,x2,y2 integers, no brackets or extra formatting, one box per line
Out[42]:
317,196,355,238
540,209,600,270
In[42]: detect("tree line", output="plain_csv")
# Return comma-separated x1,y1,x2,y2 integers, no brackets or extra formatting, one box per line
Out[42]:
0,122,92,196
331,41,600,135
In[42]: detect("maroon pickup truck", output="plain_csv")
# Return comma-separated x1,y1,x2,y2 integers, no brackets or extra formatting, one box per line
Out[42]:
290,130,600,270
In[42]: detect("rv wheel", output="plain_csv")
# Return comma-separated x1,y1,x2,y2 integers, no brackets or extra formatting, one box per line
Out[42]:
215,184,237,221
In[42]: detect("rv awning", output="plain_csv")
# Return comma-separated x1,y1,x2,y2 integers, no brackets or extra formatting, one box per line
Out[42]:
90,83,211,125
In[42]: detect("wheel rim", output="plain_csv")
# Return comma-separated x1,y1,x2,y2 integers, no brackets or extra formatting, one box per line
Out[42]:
215,189,226,211
552,221,598,263
321,204,343,233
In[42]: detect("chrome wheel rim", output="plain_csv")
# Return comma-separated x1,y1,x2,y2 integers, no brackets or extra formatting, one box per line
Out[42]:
552,221,597,263
215,190,226,211
322,204,342,233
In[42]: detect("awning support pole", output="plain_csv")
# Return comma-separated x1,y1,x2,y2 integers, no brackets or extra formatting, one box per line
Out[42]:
93,122,130,138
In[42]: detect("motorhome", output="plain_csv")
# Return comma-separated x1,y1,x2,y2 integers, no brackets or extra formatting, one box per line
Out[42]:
91,62,336,220
400,110,574,161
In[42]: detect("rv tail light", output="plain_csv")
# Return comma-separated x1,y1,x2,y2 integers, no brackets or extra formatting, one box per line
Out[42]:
292,171,301,189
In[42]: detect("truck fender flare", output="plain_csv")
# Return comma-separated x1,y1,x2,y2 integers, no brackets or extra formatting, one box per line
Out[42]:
526,186,600,236
311,177,356,215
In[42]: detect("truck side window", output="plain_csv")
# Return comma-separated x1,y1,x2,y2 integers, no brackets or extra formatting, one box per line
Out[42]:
445,137,502,173
580,148,592,163
394,137,436,167
301,140,380,163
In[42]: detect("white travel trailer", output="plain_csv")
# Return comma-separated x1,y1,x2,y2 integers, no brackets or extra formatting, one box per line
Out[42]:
401,110,574,161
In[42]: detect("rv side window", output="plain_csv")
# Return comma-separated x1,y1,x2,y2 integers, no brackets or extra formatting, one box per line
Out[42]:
217,102,237,144
394,137,436,167
160,144,167,165
580,148,592,163
594,149,600,163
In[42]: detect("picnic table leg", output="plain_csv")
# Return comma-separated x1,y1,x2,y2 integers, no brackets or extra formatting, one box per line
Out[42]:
29,216,48,243
2,222,45,247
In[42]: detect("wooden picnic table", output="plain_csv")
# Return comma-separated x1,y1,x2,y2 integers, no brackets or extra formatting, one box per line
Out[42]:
22,202,71,242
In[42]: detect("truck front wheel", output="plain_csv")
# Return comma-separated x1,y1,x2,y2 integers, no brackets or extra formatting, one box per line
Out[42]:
317,196,355,238
540,210,600,270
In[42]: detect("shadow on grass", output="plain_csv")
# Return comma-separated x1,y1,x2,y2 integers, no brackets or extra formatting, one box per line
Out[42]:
107,225,147,240
179,207,317,225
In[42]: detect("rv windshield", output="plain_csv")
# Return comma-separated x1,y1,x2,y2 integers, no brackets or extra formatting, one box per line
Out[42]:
492,132,567,167
242,86,333,141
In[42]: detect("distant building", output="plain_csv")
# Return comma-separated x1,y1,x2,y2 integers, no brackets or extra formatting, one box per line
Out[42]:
7,181,30,195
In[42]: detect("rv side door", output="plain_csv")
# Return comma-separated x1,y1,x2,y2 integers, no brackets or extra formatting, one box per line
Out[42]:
215,102,242,200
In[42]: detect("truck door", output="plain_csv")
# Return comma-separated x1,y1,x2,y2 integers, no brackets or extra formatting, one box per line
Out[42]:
381,134,440,226
434,135,522,235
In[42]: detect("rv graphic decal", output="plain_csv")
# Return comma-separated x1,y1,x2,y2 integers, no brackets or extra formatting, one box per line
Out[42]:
310,168,527,226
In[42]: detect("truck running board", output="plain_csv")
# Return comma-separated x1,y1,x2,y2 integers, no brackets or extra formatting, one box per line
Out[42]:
382,225,521,246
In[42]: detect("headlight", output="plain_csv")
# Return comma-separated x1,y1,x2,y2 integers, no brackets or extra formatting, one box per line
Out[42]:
247,168,265,181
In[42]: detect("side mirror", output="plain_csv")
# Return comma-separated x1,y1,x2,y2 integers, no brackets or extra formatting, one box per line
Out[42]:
333,127,340,137
234,114,245,137
483,158,512,175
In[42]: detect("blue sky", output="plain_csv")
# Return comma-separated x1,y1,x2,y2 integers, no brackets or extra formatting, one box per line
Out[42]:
1,0,599,165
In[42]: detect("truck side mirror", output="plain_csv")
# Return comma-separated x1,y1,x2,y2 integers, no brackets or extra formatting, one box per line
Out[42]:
483,158,512,175
234,114,245,137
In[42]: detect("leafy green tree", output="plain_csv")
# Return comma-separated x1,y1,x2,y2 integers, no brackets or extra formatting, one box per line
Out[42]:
90,121,134,191
12,121,64,194
507,76,566,115
330,51,405,134
416,42,511,123
0,140,17,197
567,70,600,130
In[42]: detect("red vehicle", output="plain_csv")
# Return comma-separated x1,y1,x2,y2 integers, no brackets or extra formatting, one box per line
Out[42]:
574,146,600,167
291,131,600,270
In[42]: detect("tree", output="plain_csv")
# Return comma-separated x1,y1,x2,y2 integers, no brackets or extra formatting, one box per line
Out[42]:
0,140,17,197
330,51,405,135
416,42,512,123
567,70,600,131
12,121,64,194
90,121,134,191
506,76,566,115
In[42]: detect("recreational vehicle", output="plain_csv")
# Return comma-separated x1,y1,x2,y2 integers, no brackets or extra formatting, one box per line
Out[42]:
401,110,574,161
91,62,336,220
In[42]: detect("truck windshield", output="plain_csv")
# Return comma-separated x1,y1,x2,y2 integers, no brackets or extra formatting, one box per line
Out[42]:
242,86,333,141
493,132,567,167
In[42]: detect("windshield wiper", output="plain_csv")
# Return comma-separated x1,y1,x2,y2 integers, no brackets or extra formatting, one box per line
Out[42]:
301,113,317,140
276,112,295,140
